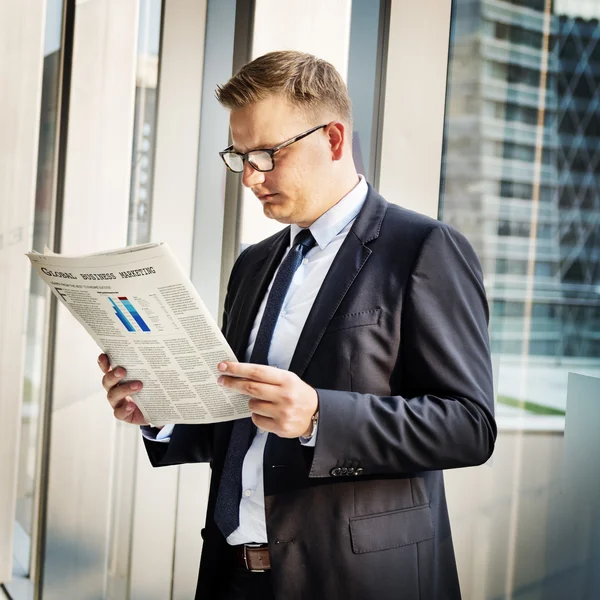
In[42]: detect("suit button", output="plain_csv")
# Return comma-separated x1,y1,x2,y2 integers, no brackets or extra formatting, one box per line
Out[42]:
354,468,363,476
330,468,342,476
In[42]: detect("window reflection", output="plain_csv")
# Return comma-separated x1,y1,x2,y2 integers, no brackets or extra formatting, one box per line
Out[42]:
128,0,162,245
347,0,384,183
442,0,600,389
441,1,600,594
14,0,64,579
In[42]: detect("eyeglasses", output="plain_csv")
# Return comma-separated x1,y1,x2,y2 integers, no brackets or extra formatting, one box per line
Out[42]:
219,124,327,173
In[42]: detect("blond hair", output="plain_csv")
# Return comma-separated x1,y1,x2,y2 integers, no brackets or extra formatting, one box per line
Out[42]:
216,50,353,128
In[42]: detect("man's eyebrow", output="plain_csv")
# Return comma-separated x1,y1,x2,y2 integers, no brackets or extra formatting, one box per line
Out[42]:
232,139,281,153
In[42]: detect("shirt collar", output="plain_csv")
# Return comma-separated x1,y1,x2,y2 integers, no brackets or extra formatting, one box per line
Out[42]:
290,175,368,251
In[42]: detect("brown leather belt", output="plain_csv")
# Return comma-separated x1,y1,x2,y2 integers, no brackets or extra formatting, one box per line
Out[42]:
233,543,271,572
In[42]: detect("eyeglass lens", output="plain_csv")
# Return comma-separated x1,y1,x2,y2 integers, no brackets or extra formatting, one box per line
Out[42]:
223,151,273,173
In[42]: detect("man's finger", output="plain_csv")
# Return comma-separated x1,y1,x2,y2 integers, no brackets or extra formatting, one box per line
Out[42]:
251,413,276,433
248,398,277,418
218,375,279,401
114,400,139,422
107,381,142,408
112,400,149,425
102,366,127,392
218,361,287,384
98,354,110,374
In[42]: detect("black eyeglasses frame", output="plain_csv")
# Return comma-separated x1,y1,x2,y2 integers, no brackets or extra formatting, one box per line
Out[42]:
219,123,328,173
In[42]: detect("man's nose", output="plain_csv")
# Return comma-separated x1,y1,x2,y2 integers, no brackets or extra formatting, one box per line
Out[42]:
241,161,265,188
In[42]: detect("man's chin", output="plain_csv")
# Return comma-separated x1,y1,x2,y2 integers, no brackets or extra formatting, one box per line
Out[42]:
263,202,293,224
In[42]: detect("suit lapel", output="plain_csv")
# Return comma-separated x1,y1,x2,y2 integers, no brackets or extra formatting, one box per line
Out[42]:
288,187,388,379
230,227,290,360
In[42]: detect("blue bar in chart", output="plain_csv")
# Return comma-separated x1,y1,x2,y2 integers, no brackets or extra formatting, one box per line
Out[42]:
118,296,151,332
109,297,135,332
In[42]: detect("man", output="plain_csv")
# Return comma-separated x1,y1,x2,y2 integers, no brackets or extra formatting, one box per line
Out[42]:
99,51,496,599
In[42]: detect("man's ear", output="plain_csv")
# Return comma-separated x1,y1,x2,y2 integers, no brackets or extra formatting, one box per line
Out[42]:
326,122,346,161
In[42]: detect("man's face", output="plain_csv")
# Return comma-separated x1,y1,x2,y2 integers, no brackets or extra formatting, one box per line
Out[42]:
229,94,334,228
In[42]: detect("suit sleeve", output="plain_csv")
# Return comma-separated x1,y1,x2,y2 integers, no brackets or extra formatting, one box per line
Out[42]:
142,246,252,468
309,224,497,477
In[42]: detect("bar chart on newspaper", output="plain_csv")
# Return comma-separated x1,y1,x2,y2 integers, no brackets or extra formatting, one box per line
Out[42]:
109,296,152,332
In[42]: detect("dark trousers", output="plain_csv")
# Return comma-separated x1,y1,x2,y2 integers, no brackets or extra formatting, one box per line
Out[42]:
221,567,275,600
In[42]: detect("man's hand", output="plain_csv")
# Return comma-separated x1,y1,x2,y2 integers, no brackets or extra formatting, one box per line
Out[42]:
98,353,149,426
217,361,318,438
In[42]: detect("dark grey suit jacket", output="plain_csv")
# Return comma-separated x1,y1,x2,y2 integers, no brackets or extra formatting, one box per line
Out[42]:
144,186,496,600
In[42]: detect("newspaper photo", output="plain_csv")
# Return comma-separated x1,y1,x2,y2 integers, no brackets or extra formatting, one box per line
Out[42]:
26,242,251,426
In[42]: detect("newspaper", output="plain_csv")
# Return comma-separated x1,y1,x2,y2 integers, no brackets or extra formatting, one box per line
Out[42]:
26,242,251,426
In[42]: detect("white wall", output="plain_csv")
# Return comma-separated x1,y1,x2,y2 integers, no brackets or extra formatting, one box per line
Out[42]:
0,0,46,583
378,0,452,218
239,0,353,246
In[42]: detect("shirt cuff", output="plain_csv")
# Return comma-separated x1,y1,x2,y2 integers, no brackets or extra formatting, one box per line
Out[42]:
140,423,174,443
299,422,318,447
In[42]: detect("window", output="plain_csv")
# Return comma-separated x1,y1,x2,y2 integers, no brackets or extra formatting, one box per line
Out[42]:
497,219,533,237
535,261,554,276
500,180,538,200
11,0,64,585
498,220,512,235
504,0,546,11
529,340,558,355
503,142,553,164
504,101,540,125
439,4,600,598
532,302,557,317
495,21,510,41
493,20,546,50
508,63,541,87
443,5,600,375
538,223,554,238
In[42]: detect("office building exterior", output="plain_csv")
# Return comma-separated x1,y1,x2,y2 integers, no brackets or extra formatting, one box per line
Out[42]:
443,0,600,422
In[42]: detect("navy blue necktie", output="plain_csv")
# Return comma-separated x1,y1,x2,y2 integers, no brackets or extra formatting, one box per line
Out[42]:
214,229,317,539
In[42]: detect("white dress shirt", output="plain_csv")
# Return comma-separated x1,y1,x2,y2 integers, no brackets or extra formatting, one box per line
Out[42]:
149,175,368,545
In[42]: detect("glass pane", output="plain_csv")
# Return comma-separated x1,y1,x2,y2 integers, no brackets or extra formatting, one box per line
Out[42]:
106,3,163,599
347,0,382,182
441,0,600,597
13,0,64,579
128,0,162,245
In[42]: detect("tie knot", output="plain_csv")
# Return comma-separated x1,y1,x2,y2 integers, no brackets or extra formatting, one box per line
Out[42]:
293,229,316,255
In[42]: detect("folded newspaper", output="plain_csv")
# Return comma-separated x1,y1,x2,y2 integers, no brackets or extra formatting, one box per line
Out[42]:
26,242,251,426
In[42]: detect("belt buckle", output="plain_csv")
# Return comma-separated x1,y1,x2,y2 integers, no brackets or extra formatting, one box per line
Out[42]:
243,543,266,573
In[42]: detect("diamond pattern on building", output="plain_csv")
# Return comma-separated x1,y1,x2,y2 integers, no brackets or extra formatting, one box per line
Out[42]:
554,15,600,357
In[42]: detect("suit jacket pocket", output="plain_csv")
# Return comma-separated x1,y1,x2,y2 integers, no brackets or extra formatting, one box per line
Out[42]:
349,504,434,554
325,307,382,335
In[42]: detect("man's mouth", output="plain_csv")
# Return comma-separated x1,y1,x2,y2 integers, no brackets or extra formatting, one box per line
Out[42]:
258,193,278,202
